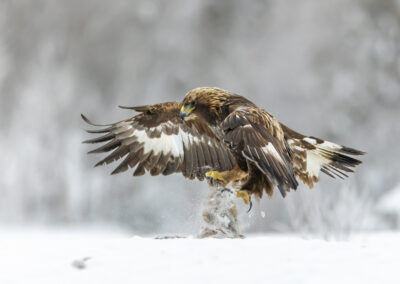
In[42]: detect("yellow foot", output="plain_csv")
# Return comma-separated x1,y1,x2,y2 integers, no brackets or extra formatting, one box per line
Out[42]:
236,190,251,205
236,190,253,212
205,171,227,186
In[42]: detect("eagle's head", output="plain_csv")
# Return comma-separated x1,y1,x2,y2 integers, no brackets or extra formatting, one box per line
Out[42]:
180,87,230,123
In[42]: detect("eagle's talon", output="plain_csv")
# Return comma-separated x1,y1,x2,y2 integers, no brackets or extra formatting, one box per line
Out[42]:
205,171,227,187
247,196,253,213
236,190,251,206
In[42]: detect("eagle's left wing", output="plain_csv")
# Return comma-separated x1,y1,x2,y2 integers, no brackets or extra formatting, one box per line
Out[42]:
221,107,298,197
280,123,365,188
82,102,235,180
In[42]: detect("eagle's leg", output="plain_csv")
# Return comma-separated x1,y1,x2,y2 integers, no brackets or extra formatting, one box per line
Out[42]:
206,166,252,210
236,190,250,204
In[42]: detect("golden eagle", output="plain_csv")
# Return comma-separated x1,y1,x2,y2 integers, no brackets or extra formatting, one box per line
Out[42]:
82,87,364,207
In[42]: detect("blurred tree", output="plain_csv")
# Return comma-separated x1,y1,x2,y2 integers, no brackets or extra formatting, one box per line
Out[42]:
0,0,398,234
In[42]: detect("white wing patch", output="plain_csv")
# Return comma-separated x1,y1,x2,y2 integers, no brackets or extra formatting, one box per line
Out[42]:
304,137,342,151
132,123,187,158
134,129,182,157
261,143,284,163
303,137,344,178
303,137,317,145
132,124,209,160
306,150,329,178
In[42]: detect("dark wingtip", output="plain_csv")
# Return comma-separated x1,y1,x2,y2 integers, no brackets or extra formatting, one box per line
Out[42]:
81,114,111,127
340,146,366,156
118,105,148,112
118,105,137,110
120,105,153,113
94,160,105,167
111,167,126,175
81,114,90,124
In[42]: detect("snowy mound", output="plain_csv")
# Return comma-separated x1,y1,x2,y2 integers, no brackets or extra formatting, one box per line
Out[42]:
0,228,399,284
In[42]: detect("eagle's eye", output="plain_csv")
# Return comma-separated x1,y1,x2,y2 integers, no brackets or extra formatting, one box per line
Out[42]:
191,100,196,106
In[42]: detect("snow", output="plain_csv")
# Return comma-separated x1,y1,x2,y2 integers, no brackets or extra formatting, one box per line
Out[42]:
0,228,399,284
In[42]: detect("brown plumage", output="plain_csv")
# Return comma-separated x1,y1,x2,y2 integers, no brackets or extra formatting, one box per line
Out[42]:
82,87,365,200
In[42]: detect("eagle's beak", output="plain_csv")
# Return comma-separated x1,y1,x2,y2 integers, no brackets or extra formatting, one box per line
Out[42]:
180,105,195,120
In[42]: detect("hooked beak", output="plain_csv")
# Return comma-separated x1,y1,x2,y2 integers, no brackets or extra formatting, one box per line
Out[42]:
180,105,195,120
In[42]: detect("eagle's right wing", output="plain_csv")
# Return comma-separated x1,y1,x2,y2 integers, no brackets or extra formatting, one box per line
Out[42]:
82,102,235,180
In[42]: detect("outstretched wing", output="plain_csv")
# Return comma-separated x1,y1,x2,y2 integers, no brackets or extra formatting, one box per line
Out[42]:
221,107,298,197
82,102,235,180
280,123,365,188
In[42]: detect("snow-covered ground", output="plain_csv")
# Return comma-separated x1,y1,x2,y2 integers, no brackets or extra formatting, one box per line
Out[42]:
1,228,398,284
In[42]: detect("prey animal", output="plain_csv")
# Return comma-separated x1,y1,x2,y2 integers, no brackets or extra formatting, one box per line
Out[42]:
82,87,365,209
199,177,242,238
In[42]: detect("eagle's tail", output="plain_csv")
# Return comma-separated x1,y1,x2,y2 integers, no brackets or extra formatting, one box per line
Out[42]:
280,124,365,188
